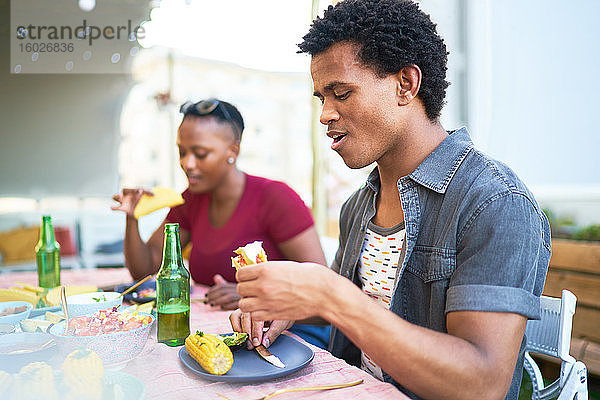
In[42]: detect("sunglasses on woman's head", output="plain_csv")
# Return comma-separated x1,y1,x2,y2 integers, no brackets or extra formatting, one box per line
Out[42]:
179,99,240,137
179,99,234,122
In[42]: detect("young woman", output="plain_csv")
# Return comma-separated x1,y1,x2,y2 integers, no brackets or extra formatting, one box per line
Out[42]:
112,99,329,347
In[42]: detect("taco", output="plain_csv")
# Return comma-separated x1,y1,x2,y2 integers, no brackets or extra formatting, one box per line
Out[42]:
231,241,268,271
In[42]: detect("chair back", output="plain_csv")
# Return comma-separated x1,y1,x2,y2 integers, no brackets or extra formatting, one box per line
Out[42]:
525,289,577,363
523,289,588,400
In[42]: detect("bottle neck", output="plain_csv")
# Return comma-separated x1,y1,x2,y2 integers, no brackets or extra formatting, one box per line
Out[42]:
161,230,182,268
39,217,55,244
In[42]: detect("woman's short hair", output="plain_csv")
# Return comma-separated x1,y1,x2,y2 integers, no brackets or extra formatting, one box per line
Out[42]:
180,98,245,141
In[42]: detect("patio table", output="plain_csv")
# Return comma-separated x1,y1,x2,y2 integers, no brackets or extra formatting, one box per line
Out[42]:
0,268,408,399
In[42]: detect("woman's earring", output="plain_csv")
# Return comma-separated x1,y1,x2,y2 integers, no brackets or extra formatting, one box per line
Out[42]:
227,157,235,164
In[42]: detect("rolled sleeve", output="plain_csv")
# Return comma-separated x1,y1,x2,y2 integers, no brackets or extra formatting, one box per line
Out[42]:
447,191,549,320
446,285,540,319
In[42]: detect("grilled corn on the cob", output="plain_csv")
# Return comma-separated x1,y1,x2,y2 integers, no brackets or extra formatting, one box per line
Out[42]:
61,349,104,400
185,331,233,375
11,362,58,400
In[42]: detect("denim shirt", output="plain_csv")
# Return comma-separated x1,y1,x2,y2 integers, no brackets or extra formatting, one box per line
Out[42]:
329,127,551,400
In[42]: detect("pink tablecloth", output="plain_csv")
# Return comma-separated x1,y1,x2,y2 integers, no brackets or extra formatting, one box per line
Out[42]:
0,269,408,400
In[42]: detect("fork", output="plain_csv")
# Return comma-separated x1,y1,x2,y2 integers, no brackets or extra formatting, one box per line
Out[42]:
218,379,364,400
7,339,55,354
59,286,70,335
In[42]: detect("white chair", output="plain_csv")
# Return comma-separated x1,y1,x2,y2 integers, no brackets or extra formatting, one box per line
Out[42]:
524,289,589,400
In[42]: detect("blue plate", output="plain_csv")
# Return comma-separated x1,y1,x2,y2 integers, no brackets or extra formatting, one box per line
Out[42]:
115,280,156,304
179,334,314,382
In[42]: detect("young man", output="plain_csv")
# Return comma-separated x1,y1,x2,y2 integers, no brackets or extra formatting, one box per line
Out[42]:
230,1,550,398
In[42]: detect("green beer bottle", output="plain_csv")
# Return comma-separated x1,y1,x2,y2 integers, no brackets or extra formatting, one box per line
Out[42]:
156,223,190,346
35,215,61,289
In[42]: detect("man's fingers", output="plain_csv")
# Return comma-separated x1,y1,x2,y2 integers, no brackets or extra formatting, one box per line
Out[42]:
238,296,263,313
241,312,251,333
251,320,264,348
235,264,263,282
238,312,265,350
238,297,278,315
237,280,268,298
262,323,283,348
229,309,242,332
250,311,291,321
236,282,253,297
262,320,294,348
241,312,253,349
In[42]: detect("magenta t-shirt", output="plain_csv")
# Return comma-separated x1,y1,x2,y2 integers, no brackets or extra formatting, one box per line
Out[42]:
165,174,314,285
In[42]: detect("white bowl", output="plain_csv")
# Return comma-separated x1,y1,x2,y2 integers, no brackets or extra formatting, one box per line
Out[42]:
66,292,122,317
48,312,155,366
0,301,33,326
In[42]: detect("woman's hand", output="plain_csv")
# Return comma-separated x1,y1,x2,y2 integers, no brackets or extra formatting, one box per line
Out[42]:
229,308,294,349
205,274,240,310
111,188,153,218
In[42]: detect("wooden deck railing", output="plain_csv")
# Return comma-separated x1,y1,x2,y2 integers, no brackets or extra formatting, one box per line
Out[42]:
542,239,600,376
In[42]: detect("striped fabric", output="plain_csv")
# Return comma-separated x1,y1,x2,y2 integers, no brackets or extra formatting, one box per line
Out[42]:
359,223,405,380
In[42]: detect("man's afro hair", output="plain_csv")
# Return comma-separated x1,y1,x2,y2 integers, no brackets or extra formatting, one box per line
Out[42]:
298,0,449,121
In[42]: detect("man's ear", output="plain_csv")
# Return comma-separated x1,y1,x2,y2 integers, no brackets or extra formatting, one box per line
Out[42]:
395,65,422,106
